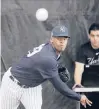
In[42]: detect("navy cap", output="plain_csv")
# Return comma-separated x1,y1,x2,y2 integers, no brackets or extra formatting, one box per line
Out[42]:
51,25,70,38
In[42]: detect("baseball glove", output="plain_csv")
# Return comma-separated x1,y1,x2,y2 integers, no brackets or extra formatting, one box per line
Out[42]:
58,65,70,83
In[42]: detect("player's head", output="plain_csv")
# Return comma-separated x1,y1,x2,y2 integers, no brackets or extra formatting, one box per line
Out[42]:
88,23,99,49
50,25,70,53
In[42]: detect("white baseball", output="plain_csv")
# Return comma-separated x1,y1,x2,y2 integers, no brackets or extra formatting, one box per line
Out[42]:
36,8,48,21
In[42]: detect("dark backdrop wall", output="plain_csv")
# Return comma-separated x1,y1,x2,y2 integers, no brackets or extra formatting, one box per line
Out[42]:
1,0,99,109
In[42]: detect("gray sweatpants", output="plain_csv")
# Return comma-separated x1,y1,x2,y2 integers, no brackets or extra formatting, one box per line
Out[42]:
0,68,42,109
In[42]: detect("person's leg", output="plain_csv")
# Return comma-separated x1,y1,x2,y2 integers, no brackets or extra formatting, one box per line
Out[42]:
1,68,23,109
21,84,42,109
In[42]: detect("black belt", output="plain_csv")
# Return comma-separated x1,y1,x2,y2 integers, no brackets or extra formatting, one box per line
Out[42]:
9,75,29,88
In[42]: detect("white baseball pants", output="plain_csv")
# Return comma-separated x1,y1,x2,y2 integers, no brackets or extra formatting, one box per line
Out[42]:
0,68,42,109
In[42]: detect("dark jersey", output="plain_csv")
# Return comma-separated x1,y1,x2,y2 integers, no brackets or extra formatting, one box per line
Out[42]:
11,43,59,87
76,41,99,86
10,42,81,101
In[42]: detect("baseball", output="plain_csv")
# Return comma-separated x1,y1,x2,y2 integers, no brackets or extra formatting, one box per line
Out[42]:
36,8,48,21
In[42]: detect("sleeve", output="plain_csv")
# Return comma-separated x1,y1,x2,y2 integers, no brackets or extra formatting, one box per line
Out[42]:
48,75,81,101
76,46,86,64
40,57,59,79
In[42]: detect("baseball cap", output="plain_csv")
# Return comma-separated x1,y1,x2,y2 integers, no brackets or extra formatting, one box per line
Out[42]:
51,25,70,38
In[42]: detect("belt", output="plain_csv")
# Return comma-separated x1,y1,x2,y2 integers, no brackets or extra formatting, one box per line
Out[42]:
9,75,29,88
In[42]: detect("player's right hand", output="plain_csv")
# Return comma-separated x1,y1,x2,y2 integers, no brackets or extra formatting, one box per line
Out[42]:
80,94,92,108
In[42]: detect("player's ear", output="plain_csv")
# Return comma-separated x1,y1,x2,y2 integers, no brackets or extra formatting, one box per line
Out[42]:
88,34,90,40
50,37,53,43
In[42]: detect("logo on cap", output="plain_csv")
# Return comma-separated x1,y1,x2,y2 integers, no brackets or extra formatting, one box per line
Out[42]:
60,26,66,32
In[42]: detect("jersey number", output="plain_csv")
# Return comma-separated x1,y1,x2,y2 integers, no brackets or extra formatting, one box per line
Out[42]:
27,44,45,57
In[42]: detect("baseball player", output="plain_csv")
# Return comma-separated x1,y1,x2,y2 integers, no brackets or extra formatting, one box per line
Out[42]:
1,25,92,109
73,23,99,109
